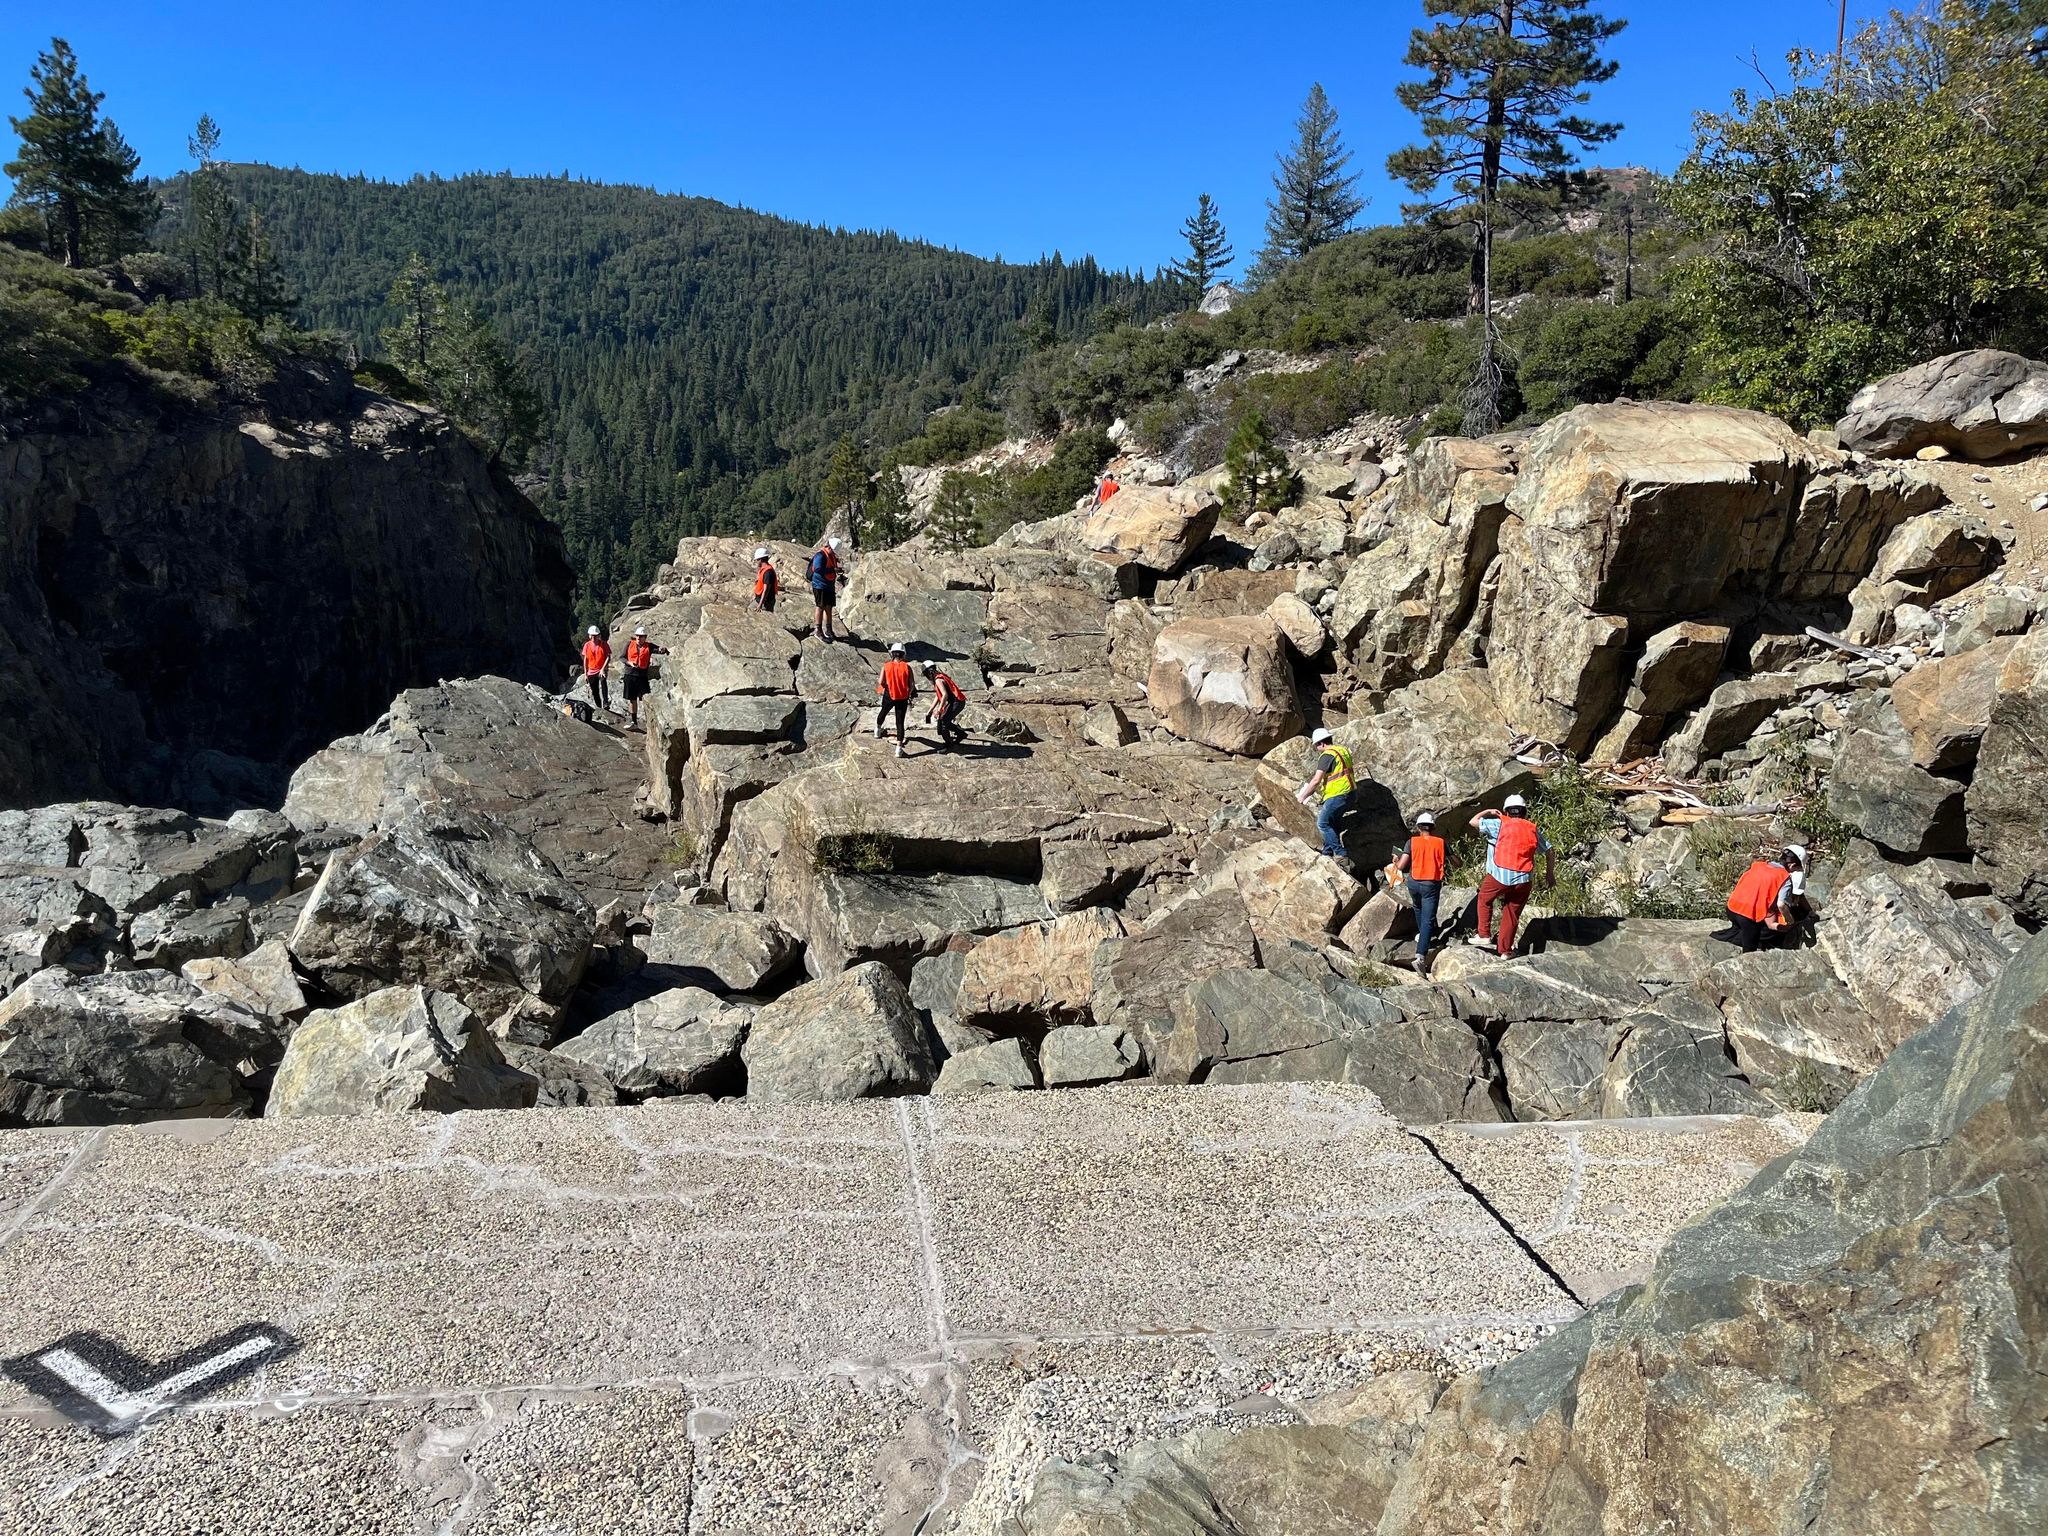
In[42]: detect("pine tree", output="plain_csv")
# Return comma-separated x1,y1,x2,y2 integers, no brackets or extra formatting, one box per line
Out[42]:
927,470,981,552
1220,411,1296,520
429,302,542,465
181,114,235,298
820,432,872,539
380,253,448,376
1389,0,1625,432
227,206,297,325
1168,193,1234,303
863,464,911,550
1253,85,1365,283
4,39,158,267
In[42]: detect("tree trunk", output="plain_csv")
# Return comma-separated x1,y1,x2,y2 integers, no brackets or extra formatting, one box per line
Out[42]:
60,195,84,269
1468,2,1514,433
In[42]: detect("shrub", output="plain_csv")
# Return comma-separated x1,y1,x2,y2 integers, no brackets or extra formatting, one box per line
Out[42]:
662,829,701,868
1780,1060,1842,1115
894,404,1007,467
816,825,893,875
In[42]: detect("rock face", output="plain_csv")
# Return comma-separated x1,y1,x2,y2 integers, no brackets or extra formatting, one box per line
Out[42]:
0,371,571,812
1375,925,2048,1536
1147,616,1304,756
0,967,282,1126
1837,348,2048,460
288,807,596,1040
739,962,936,1103
1967,624,2048,921
267,986,537,1117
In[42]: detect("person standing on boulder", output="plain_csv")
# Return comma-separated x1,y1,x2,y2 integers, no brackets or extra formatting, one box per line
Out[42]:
620,626,668,731
810,536,845,642
580,626,612,713
750,546,779,613
873,643,916,757
1467,794,1552,959
1393,811,1446,975
1723,844,1806,952
1296,727,1355,861
921,659,967,749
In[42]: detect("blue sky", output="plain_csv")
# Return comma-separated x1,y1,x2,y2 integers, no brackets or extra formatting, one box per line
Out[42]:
4,1,1884,276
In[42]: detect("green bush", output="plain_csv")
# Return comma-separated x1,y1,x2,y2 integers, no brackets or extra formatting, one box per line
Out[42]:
894,404,1007,467
816,826,893,875
1516,298,1696,419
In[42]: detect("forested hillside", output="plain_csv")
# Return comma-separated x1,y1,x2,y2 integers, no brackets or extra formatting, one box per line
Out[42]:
221,167,1167,615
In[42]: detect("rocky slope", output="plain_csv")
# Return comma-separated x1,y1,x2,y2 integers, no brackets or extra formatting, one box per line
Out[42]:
0,364,572,813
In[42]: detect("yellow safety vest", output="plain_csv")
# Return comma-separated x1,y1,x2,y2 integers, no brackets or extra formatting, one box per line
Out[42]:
1321,744,1354,800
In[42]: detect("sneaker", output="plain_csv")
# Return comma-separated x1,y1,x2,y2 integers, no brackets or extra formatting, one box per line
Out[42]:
1465,934,1493,949
893,744,905,758
872,725,885,739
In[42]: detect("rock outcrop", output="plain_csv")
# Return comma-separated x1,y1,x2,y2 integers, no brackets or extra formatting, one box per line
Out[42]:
739,962,936,1102
267,985,537,1117
1837,347,2048,460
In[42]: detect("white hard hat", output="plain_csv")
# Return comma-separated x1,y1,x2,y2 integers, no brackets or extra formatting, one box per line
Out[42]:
1504,793,1528,810
1415,812,1436,826
889,642,906,654
1784,843,1809,865
587,626,600,636
754,546,770,560
828,536,842,548
1310,728,1334,744
633,627,647,637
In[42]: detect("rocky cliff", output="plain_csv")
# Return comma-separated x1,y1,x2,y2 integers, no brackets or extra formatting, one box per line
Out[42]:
0,366,572,812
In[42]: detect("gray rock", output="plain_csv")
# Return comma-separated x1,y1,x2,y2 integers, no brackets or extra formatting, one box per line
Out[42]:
740,962,936,1103
0,967,281,1127
933,1037,1038,1095
128,896,252,969
1969,624,2048,920
1496,1017,1609,1121
499,1042,619,1108
1079,701,1139,749
1092,888,1262,1063
1826,696,1968,857
1600,996,1773,1118
1836,347,2048,459
1660,673,1801,777
1815,861,2007,1033
1039,1025,1144,1088
555,986,751,1098
1695,949,1884,1108
641,903,799,992
180,938,310,1023
267,986,537,1117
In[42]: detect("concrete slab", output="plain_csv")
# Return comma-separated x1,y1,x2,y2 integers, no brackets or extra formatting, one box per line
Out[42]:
1423,1113,1820,1302
0,1087,1777,1532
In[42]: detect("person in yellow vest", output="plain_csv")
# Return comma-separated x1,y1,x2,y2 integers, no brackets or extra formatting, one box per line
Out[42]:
1297,727,1355,859
1724,845,1807,952
1393,811,1447,974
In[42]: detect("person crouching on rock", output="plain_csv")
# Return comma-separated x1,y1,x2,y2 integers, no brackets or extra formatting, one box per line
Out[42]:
750,546,778,613
1393,811,1446,975
922,660,967,749
1295,727,1354,860
874,643,915,757
1723,844,1807,952
621,626,668,731
1467,794,1552,959
580,626,611,713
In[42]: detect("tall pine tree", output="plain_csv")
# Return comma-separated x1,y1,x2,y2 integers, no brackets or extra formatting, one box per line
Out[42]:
1252,85,1365,284
1220,411,1296,520
1168,193,1234,303
4,39,157,267
1389,1,1624,432
863,464,911,550
381,253,449,376
927,471,981,552
820,433,872,540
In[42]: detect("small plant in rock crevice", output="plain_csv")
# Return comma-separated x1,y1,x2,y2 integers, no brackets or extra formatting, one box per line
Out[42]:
814,808,894,876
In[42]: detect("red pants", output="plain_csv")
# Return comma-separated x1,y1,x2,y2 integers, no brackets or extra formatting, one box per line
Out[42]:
1476,874,1531,956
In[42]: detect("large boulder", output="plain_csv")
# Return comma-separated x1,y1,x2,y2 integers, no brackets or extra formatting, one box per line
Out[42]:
1186,839,1366,953
287,807,596,1042
1695,949,1889,1106
640,904,799,992
739,962,936,1103
0,967,281,1127
1147,616,1304,757
1376,925,2048,1535
1599,995,1774,1119
1076,483,1221,574
1815,862,2007,1033
953,908,1124,1034
180,938,310,1022
1091,887,1263,1062
1890,635,2015,772
1836,347,2048,460
1845,508,2003,644
1039,1024,1145,1087
1967,624,2048,920
554,986,751,1097
1825,696,1969,857
266,986,537,1117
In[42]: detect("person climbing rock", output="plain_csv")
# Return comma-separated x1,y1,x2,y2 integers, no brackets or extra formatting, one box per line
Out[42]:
873,642,915,757
1393,810,1446,974
750,546,778,613
1467,794,1553,959
810,536,845,642
620,626,668,730
1294,728,1355,861
1722,844,1807,952
580,626,611,713
921,660,967,749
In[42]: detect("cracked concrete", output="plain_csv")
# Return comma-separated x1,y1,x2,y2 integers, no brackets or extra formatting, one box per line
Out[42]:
0,1087,1812,1532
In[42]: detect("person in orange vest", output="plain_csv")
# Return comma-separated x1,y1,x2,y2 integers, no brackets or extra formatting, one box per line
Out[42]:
1466,793,1553,959
809,536,845,642
1092,472,1120,509
1724,845,1807,952
749,546,779,613
620,625,669,731
873,642,916,757
579,625,612,713
920,659,967,749
1392,811,1447,975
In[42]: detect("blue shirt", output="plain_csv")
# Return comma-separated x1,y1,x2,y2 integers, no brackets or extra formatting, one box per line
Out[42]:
1481,817,1550,888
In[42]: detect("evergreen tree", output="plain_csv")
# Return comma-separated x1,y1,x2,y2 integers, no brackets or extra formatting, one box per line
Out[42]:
863,463,911,549
1253,85,1365,283
820,432,872,538
927,470,981,552
227,206,297,325
4,39,157,268
1389,0,1625,432
380,253,448,375
1168,193,1234,303
1220,411,1295,520
181,114,235,299
430,302,543,465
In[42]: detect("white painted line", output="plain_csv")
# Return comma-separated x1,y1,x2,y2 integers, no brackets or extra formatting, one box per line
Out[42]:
37,1333,281,1428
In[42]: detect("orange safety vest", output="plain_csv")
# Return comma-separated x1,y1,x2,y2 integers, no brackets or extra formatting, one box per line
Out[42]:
815,547,839,583
625,637,654,669
582,639,610,675
1728,861,1792,922
1408,834,1446,882
1493,815,1540,874
932,670,965,704
878,659,914,701
754,562,776,598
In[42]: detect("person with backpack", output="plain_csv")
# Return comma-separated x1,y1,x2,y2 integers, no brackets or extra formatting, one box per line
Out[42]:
873,643,916,757
1466,794,1553,959
750,547,778,613
1392,810,1447,975
810,537,845,642
921,660,967,748
580,626,612,713
1294,727,1355,860
620,626,668,730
